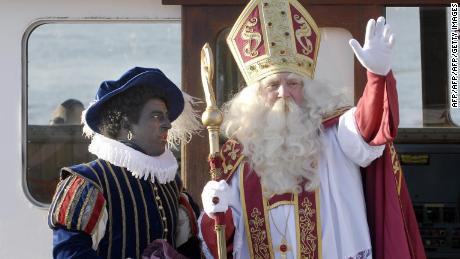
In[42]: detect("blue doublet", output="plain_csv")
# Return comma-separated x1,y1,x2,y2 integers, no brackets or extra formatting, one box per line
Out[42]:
49,159,186,259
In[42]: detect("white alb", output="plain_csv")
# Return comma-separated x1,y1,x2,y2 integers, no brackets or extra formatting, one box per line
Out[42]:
199,108,385,259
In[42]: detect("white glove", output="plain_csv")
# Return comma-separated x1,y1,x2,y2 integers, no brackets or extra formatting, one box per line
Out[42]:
349,16,395,76
201,180,230,217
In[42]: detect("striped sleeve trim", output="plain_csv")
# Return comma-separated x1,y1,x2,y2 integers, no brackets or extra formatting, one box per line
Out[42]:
48,174,106,235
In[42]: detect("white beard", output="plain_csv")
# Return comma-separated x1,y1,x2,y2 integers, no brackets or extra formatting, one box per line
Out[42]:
221,81,337,196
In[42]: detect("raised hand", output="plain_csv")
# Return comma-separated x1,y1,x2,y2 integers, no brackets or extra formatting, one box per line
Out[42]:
349,16,395,76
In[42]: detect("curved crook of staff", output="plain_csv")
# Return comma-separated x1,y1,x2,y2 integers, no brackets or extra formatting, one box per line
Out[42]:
200,43,227,259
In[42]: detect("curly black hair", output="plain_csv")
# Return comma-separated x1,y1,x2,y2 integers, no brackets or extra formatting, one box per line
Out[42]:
97,83,167,138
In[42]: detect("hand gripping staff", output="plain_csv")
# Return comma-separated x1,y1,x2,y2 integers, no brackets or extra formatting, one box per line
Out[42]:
200,43,227,259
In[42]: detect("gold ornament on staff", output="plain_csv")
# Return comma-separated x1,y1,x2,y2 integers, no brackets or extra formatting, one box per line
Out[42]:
200,43,226,259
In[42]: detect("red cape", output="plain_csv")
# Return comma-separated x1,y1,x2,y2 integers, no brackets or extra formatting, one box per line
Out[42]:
355,71,425,259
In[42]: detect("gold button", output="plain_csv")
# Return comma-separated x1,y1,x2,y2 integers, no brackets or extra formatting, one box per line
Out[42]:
155,196,160,200
162,217,167,221
159,205,163,209
164,228,168,232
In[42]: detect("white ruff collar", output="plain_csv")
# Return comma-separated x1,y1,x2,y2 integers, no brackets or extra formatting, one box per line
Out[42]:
88,134,178,184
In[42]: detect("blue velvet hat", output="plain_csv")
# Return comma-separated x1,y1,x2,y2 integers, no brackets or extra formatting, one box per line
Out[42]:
84,67,184,134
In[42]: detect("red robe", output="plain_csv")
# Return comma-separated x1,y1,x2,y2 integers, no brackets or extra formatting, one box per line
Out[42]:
201,71,426,259
357,72,425,259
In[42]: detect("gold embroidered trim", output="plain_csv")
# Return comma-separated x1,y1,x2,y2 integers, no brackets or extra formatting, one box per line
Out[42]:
136,179,151,242
166,183,178,243
56,166,105,232
158,182,177,245
321,106,353,123
163,182,178,216
166,183,176,236
65,179,85,228
150,183,166,239
81,163,103,189
294,193,301,258
172,178,181,196
50,176,74,226
90,161,109,256
96,160,114,259
77,187,93,230
241,17,262,58
267,200,296,210
58,177,82,228
68,179,88,228
80,163,108,236
56,176,78,217
157,183,170,241
70,166,103,192
240,162,322,258
315,189,322,259
120,168,140,259
82,188,100,233
249,207,271,259
262,196,275,258
389,143,403,195
221,140,245,177
241,162,274,259
49,177,67,218
106,162,127,258
227,0,321,84
240,164,257,259
294,14,313,55
298,195,317,258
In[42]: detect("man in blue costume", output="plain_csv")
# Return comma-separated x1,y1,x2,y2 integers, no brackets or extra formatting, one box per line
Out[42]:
48,67,202,258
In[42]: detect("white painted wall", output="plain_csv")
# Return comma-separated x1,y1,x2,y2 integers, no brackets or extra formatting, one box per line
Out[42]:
0,0,180,258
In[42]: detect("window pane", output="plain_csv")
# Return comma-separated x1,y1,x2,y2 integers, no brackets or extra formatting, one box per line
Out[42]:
387,7,423,128
26,22,181,205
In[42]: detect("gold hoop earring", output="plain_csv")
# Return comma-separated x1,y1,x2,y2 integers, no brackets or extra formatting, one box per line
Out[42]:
127,131,133,141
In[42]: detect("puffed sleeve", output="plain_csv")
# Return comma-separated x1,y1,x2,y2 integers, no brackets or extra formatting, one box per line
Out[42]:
48,174,107,258
172,175,202,258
